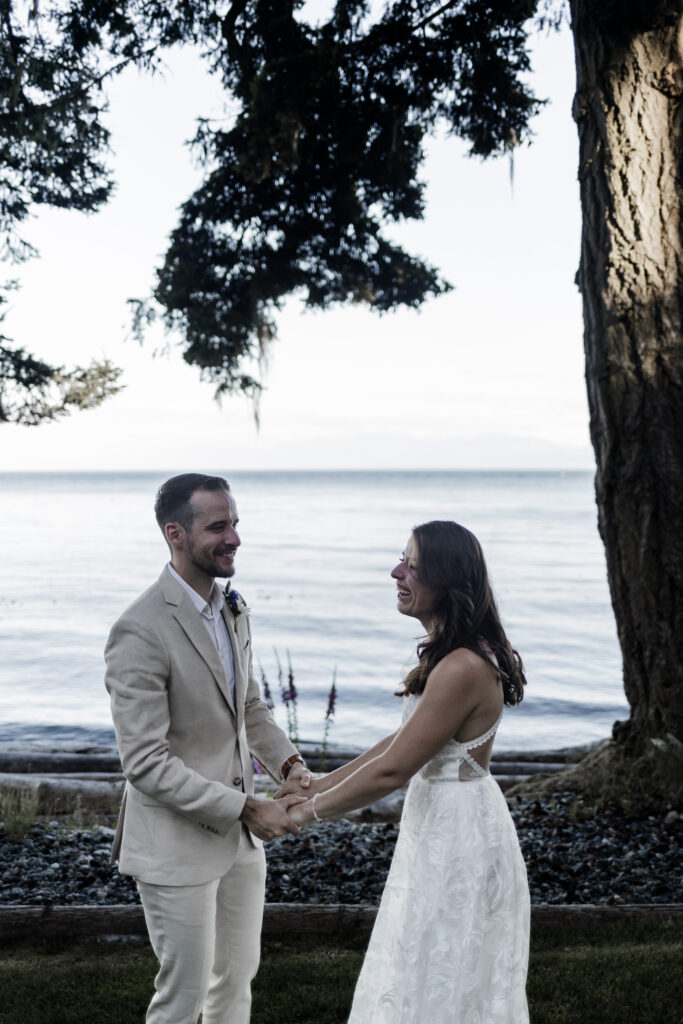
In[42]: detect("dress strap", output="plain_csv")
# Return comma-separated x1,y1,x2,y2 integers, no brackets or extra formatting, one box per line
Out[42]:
463,710,504,751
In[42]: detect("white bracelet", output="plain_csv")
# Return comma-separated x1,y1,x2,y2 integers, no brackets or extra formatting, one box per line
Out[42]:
311,792,323,823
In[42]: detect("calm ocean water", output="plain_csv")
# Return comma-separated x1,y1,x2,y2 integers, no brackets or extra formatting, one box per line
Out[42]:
0,470,627,753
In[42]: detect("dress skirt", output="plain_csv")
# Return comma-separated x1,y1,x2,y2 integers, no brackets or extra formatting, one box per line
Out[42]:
347,772,530,1024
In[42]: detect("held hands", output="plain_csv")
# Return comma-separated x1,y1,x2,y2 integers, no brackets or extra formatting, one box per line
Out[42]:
240,765,326,840
275,761,313,798
239,793,307,841
276,768,326,829
287,798,317,827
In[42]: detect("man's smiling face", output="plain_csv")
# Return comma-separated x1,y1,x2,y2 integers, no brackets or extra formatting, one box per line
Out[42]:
185,488,241,581
166,487,241,595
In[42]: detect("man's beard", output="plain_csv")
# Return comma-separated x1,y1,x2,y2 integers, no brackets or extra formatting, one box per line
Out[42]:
188,545,236,580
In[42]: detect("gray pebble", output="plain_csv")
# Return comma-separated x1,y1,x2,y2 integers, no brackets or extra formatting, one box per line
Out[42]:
0,793,680,907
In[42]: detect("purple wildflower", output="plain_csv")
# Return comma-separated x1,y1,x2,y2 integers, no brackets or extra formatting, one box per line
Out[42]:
260,666,275,711
325,678,337,721
286,658,298,705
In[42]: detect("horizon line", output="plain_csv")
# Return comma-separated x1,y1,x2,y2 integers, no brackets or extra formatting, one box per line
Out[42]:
0,465,595,474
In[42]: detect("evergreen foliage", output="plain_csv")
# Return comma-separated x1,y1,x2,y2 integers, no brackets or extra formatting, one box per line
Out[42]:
0,0,543,413
0,0,125,423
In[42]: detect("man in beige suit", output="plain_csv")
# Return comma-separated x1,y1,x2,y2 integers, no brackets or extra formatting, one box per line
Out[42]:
105,473,310,1024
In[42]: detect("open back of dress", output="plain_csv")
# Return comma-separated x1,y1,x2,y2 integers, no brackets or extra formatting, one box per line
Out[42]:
420,708,504,782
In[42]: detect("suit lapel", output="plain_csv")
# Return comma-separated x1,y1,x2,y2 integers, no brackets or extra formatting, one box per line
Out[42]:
174,602,237,717
159,568,237,717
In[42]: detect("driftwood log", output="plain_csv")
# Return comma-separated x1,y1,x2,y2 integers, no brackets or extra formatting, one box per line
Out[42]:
0,739,604,820
0,739,600,776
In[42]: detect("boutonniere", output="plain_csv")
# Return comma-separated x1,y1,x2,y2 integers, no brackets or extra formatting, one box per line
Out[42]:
224,582,247,619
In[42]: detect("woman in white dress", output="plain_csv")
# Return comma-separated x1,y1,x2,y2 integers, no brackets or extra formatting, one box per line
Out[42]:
289,520,530,1023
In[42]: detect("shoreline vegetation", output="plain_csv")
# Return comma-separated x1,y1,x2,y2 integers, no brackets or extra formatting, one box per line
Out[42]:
1,654,681,909
0,740,681,914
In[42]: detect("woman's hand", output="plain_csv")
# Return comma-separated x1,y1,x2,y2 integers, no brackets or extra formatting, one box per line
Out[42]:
275,772,324,800
287,798,316,827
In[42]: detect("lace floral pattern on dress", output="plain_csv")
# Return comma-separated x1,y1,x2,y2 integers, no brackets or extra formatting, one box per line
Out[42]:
347,695,530,1024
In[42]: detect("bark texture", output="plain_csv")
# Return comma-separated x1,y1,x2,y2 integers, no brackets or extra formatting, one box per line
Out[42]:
571,2,683,760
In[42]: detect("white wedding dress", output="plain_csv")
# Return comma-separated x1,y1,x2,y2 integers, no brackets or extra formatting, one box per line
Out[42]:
348,695,530,1024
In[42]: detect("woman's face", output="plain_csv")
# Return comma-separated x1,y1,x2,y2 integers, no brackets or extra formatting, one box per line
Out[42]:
391,534,441,628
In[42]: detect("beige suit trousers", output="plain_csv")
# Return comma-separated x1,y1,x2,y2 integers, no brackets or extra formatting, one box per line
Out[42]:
136,829,266,1024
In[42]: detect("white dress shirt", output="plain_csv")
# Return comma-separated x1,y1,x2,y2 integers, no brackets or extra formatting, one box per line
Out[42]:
168,564,236,703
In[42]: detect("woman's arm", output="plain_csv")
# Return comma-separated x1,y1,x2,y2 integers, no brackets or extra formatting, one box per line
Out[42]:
289,650,493,824
276,732,397,798
315,732,397,789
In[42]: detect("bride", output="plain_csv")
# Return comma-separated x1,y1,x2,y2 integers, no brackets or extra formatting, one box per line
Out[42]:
288,520,530,1023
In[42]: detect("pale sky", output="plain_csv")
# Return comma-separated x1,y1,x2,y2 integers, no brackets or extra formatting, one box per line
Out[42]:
0,18,592,471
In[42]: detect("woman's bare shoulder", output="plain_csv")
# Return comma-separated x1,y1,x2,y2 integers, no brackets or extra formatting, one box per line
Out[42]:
422,648,501,739
431,646,495,683
420,648,492,707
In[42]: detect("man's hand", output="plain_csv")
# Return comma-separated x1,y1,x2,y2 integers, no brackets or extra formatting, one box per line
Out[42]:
275,762,315,798
239,794,306,841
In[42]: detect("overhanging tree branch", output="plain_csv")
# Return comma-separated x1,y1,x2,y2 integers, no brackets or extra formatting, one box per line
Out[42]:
0,0,543,415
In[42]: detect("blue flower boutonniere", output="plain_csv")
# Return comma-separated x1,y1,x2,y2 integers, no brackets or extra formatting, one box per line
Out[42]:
225,582,247,619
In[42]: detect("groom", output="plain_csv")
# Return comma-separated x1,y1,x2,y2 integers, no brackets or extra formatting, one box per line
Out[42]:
105,473,310,1024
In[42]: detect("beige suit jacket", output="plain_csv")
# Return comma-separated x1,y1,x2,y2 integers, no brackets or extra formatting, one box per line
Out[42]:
105,567,297,885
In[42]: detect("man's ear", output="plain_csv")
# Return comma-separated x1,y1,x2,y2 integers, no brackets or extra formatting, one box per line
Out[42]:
165,522,184,549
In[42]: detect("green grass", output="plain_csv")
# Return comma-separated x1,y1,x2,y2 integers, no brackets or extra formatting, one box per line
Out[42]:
0,785,40,843
0,919,679,1023
527,919,681,1024
253,937,365,1024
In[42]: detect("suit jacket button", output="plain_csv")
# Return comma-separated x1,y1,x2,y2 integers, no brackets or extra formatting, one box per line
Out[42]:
233,776,242,786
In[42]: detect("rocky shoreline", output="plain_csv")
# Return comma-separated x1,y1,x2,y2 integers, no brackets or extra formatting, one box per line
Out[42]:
0,791,680,908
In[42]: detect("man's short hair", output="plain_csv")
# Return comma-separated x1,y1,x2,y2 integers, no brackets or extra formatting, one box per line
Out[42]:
154,474,230,533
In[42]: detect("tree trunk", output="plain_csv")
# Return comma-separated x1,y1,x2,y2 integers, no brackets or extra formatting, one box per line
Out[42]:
570,3,683,763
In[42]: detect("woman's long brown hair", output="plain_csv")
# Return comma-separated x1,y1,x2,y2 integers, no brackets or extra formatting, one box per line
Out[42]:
397,521,526,705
